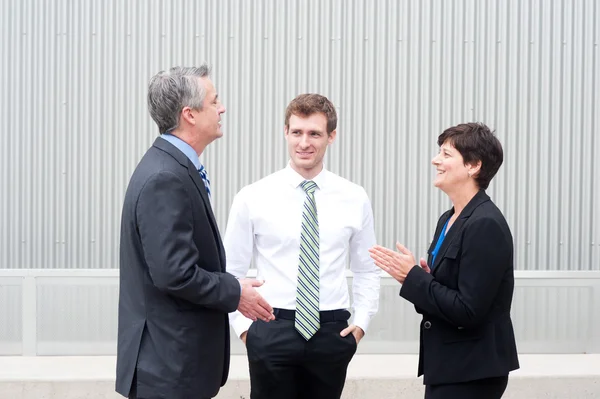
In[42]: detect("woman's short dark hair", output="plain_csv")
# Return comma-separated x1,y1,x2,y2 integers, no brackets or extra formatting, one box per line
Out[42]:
437,122,503,190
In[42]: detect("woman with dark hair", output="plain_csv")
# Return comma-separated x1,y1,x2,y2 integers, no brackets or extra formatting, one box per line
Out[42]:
369,123,519,399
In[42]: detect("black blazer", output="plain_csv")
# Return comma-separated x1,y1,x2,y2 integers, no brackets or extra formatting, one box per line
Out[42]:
400,190,519,386
116,138,241,399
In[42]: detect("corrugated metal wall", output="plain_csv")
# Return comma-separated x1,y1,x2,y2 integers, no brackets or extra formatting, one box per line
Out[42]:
1,0,599,272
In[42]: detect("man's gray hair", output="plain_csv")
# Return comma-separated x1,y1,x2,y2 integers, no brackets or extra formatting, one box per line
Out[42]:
147,64,211,134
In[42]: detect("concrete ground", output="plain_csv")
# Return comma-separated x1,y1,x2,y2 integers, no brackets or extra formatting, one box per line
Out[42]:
0,354,598,398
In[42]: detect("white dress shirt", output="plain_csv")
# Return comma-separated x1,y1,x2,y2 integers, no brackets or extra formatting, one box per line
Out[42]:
224,164,380,338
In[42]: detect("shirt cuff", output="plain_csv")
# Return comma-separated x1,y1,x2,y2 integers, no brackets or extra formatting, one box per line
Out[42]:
352,309,372,334
230,312,254,338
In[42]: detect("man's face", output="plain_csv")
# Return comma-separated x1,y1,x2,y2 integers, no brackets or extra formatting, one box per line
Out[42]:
285,113,336,176
194,77,226,143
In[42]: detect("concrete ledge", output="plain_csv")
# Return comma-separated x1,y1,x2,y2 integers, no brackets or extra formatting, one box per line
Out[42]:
0,355,599,398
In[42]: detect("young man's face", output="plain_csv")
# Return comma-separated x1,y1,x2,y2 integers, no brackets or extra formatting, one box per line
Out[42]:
285,113,336,176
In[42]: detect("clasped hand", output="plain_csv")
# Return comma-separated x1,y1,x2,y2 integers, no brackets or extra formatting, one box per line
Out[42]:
369,243,430,284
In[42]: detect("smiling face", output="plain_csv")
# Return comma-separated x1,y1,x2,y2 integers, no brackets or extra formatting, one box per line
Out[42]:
285,112,336,179
193,77,226,143
431,140,480,194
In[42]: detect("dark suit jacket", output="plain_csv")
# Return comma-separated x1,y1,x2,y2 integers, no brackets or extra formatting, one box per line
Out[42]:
400,190,519,386
116,138,241,399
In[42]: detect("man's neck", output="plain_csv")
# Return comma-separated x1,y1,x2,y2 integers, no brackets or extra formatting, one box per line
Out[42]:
169,130,206,156
290,163,324,180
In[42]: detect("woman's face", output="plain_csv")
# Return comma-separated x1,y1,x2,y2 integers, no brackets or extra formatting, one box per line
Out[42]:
431,141,472,192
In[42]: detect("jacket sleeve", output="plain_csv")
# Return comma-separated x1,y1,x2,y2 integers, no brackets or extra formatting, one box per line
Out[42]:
400,217,511,328
136,171,240,313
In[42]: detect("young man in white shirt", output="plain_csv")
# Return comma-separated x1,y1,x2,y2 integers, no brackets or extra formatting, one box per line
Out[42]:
224,93,380,399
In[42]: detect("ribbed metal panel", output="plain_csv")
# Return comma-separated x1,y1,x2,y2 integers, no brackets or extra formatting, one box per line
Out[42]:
1,0,598,271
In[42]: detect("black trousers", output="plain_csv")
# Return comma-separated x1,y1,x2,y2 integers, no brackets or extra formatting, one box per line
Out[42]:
246,308,358,399
425,376,509,399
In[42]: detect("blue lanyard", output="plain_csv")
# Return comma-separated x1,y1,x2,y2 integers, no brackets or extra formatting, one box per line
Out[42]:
431,218,451,266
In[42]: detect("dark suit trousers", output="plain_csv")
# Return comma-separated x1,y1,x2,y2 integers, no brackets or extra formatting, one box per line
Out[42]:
425,376,509,399
246,309,357,399
128,372,211,399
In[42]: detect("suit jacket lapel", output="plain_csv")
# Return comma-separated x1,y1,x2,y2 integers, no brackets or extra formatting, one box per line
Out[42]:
431,213,464,274
427,210,451,267
188,166,211,212
153,137,226,271
187,165,226,271
431,190,491,275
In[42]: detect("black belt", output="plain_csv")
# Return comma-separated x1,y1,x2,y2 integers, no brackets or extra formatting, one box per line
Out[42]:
273,308,351,323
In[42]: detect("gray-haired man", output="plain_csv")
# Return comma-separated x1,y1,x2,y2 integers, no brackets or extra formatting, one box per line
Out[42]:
116,65,274,399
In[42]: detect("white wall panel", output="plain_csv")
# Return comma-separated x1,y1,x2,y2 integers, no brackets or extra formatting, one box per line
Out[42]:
36,280,118,355
0,283,22,355
0,0,598,273
1,271,599,355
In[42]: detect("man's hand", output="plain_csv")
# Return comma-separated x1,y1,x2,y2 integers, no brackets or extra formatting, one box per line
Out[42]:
340,324,365,344
238,279,275,322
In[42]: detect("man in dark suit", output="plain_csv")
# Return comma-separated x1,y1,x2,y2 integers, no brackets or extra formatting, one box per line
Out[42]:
116,65,274,399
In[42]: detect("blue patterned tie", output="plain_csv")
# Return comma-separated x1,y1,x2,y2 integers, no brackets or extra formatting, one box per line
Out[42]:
295,180,320,340
198,164,211,198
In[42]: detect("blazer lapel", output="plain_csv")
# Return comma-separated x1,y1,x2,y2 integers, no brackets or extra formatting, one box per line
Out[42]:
153,137,226,271
187,165,226,271
427,210,451,267
431,190,491,275
188,166,212,213
431,213,464,274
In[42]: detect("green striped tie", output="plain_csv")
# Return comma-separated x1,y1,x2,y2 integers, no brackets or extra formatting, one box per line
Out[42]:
295,180,320,340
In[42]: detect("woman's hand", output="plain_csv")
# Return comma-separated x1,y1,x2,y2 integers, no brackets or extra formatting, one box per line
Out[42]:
419,258,431,274
369,243,418,284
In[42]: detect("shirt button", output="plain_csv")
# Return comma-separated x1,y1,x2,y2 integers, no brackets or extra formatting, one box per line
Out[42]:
424,321,432,329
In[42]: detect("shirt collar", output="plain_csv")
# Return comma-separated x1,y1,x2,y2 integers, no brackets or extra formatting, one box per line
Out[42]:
284,162,327,190
160,134,201,170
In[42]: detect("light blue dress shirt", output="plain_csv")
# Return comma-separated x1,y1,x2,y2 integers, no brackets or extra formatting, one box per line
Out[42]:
160,134,200,170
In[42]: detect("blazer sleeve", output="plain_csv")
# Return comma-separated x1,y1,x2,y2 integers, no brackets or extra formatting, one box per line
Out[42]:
136,171,240,313
400,217,511,328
